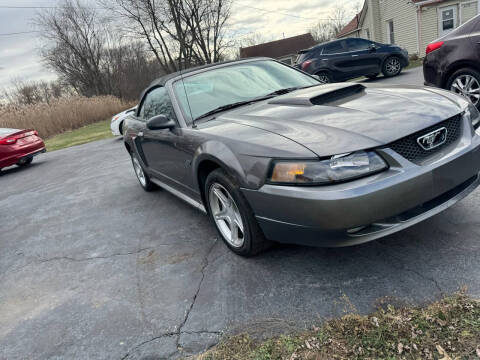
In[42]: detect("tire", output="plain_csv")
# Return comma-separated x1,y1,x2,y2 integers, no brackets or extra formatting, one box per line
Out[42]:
446,68,480,109
382,56,402,77
17,157,33,167
204,169,271,256
119,121,124,135
315,71,332,84
130,153,156,192
366,73,379,80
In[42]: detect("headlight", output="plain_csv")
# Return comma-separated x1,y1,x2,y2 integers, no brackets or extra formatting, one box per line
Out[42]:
268,151,388,185
464,103,480,130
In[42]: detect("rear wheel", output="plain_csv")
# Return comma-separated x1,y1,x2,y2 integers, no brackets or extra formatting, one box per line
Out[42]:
382,56,402,77
205,169,271,256
17,157,33,167
447,68,480,109
315,72,332,84
131,153,156,192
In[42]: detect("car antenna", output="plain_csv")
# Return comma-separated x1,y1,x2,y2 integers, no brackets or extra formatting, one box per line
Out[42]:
179,58,196,128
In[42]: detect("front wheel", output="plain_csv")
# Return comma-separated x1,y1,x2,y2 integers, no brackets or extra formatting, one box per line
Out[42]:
205,169,271,256
447,68,480,109
131,153,156,192
382,56,402,77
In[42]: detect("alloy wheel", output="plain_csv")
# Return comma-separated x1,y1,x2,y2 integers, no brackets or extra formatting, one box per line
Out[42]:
385,58,401,75
208,182,245,248
450,74,480,106
132,156,147,187
317,74,330,84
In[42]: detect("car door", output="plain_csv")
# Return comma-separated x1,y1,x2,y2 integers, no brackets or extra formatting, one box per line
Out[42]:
137,86,192,191
321,40,354,80
344,38,382,77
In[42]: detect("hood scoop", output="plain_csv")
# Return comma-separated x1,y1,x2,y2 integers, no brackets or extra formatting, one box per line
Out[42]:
268,83,366,107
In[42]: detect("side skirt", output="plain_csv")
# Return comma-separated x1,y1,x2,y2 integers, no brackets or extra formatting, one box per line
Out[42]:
150,178,207,214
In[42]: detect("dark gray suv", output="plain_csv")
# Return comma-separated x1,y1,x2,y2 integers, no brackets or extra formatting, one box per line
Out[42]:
296,38,409,83
423,15,480,109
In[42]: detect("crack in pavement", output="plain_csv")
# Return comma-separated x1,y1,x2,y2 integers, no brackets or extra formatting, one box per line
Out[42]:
0,247,155,280
119,330,222,360
37,248,155,263
175,239,218,350
119,239,219,360
376,243,444,294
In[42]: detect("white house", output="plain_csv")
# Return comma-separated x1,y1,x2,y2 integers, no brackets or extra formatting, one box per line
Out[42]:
337,0,480,56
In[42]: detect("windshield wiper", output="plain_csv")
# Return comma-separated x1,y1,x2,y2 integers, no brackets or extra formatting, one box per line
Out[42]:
263,85,318,97
195,100,257,121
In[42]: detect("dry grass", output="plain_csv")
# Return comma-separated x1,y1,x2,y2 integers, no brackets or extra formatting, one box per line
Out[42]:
0,96,134,139
196,293,480,360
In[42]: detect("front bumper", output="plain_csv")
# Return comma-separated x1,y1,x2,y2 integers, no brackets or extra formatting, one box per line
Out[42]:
242,127,480,247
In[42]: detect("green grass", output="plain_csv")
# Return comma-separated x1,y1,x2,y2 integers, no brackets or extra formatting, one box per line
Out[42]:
196,293,480,360
45,119,114,152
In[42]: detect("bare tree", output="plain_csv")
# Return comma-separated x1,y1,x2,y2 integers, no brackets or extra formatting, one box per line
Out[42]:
36,0,113,96
308,5,349,43
35,0,164,100
101,0,232,72
3,79,72,106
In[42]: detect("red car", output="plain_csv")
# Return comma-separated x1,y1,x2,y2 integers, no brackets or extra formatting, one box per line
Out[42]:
0,128,46,171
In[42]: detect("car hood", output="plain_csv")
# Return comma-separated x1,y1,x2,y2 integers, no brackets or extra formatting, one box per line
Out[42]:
217,83,467,157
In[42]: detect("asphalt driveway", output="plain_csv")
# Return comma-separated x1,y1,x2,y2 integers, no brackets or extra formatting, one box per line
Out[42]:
358,66,424,86
2,69,480,359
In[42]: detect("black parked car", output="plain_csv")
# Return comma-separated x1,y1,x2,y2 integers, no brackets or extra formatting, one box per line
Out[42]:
296,38,409,83
423,14,480,109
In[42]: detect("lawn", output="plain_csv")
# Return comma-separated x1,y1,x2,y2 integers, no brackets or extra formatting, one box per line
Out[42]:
197,293,480,360
45,119,115,152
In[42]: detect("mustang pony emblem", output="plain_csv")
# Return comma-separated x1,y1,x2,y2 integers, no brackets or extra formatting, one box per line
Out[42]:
417,127,448,151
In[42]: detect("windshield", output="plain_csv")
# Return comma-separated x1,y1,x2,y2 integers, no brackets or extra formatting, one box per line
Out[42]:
173,60,319,123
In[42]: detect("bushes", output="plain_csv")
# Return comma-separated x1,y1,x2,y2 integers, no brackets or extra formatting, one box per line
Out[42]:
0,96,134,139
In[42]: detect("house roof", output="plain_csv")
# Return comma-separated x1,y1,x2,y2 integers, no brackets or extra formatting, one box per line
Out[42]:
337,1,368,38
239,33,316,59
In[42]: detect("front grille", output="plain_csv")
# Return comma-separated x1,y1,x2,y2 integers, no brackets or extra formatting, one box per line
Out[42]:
389,114,462,164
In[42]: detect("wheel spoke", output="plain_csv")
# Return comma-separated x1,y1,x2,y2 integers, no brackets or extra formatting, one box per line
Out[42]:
214,209,228,221
213,187,229,207
230,223,240,243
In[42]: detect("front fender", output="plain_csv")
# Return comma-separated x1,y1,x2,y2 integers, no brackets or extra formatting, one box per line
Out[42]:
192,140,248,190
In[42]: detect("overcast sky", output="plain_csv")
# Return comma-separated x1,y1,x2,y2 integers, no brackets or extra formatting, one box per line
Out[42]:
0,0,360,90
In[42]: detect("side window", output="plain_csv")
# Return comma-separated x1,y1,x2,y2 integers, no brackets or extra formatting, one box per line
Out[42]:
139,87,177,121
346,38,372,51
323,41,346,55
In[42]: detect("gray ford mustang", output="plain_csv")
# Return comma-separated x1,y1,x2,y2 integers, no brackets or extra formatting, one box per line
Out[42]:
123,58,480,256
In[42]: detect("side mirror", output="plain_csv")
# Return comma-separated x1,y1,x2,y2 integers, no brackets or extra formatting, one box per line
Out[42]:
146,115,176,130
368,44,377,52
312,74,321,81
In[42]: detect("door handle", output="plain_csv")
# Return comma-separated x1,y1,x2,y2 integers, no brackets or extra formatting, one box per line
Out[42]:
322,58,329,61
352,54,359,57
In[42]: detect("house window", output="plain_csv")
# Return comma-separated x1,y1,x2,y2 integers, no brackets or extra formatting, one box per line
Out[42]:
439,6,457,35
387,20,395,44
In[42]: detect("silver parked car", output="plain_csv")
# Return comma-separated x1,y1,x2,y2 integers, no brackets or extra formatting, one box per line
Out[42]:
123,58,480,256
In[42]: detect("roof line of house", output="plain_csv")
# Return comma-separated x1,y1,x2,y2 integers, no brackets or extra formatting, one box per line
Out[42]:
413,0,444,6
